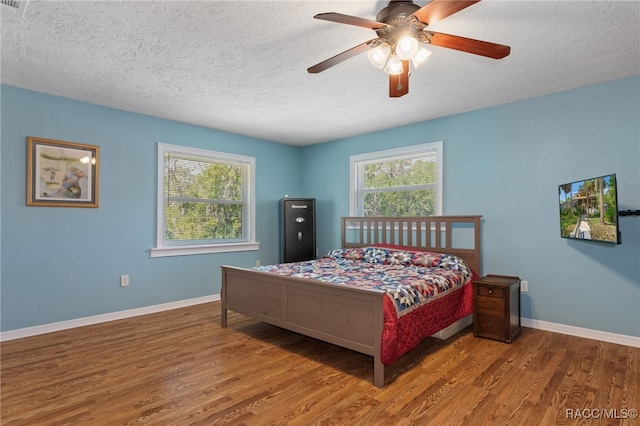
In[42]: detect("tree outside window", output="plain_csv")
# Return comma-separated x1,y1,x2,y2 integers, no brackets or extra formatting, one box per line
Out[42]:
152,144,258,257
351,142,443,217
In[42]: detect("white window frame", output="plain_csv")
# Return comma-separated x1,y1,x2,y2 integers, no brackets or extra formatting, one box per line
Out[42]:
350,142,443,216
150,143,259,258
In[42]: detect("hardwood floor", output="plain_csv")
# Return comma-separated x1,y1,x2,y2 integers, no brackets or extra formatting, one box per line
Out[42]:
1,302,638,425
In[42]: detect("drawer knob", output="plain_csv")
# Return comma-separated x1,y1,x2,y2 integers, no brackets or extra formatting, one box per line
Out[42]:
488,320,494,326
488,289,493,294
488,303,495,309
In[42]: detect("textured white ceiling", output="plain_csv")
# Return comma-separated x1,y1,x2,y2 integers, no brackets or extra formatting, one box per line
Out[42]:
2,1,639,146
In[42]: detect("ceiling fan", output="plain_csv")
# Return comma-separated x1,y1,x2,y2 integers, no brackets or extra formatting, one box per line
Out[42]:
307,0,511,98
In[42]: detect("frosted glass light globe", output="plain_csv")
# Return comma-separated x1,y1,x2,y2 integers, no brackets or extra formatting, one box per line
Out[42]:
396,36,419,60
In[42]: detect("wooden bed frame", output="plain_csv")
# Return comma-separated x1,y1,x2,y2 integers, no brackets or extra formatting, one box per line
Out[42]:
221,215,482,387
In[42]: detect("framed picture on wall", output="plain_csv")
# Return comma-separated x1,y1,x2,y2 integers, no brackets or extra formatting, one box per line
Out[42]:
27,137,100,207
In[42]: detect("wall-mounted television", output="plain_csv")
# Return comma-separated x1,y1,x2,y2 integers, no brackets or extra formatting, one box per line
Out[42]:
558,173,621,244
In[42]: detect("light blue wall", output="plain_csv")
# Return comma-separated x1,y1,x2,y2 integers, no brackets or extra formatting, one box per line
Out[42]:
2,77,639,338
1,85,302,331
301,75,640,338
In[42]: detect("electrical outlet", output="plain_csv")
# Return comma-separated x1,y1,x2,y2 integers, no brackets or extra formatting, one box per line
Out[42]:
521,280,528,292
120,275,129,287
256,260,260,266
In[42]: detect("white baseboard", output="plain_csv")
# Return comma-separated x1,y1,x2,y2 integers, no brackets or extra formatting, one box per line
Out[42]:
2,299,638,349
0,294,220,342
522,318,640,348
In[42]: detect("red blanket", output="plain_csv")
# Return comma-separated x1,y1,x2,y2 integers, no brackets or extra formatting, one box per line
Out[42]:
381,276,475,365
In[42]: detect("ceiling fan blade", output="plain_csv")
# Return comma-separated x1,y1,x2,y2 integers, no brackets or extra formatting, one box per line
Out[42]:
412,0,480,26
314,12,386,30
429,32,511,59
307,40,376,74
389,60,410,98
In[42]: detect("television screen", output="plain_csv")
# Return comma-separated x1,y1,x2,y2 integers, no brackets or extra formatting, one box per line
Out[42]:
558,174,620,244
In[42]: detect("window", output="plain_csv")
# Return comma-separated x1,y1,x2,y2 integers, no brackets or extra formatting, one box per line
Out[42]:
151,143,259,257
350,142,443,216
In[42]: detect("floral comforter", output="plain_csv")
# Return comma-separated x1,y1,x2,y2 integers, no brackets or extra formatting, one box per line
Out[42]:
254,247,473,317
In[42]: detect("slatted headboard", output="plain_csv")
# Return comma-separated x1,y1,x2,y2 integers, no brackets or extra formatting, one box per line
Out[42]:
341,216,482,275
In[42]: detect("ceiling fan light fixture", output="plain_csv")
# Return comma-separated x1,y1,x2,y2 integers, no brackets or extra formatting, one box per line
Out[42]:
411,45,432,68
395,35,419,60
384,54,403,75
368,43,391,68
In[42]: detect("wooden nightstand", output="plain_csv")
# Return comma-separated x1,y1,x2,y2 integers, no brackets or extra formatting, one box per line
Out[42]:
473,274,521,343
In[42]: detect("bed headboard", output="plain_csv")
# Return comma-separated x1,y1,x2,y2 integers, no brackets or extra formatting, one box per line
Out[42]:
341,216,482,275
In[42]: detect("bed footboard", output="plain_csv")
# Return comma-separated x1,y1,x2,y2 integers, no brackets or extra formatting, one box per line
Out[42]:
221,265,386,387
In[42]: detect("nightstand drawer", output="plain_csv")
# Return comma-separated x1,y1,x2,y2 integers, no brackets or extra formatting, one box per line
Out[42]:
476,295,505,315
476,314,506,335
477,285,504,298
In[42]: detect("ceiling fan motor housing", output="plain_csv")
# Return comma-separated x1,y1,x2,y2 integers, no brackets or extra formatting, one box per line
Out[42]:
375,1,426,48
376,1,421,26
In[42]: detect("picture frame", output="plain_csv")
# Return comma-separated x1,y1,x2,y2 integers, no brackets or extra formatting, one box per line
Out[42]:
27,137,100,207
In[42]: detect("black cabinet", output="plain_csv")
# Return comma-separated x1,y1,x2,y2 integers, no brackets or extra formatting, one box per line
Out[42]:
281,198,316,263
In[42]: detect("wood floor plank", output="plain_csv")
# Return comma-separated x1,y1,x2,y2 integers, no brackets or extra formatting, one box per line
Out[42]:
2,301,638,425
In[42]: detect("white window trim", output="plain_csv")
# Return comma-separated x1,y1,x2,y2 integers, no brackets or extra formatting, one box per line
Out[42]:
150,242,260,258
349,141,443,216
150,143,259,258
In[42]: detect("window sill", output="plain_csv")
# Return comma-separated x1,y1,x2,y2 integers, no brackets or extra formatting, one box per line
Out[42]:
150,242,260,258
